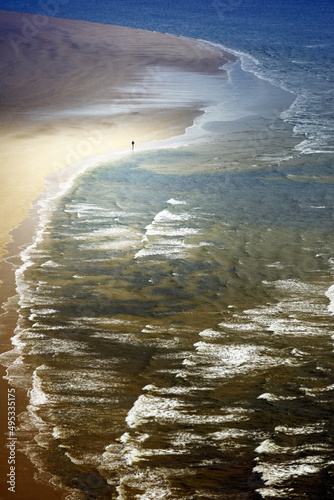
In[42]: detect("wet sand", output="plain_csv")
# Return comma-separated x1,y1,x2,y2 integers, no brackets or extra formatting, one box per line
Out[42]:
0,10,233,261
0,10,235,499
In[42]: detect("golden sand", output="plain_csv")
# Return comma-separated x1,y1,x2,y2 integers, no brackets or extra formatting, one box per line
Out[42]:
0,10,234,263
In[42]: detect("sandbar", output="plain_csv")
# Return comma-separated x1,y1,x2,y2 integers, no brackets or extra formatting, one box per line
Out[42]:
0,10,234,261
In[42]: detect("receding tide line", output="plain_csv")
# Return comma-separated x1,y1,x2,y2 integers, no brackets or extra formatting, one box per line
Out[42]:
12,50,239,282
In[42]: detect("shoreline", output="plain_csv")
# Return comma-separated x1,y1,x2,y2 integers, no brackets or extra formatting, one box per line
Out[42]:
0,9,235,262
0,11,236,498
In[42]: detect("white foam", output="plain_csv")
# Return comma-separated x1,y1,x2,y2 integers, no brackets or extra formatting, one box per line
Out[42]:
185,342,280,379
140,325,166,334
218,321,257,332
117,473,173,500
126,394,180,429
300,383,334,397
80,240,139,251
40,260,61,268
29,367,49,407
325,284,334,315
167,198,187,205
134,247,187,259
126,391,250,430
254,459,322,487
142,384,212,396
89,227,137,237
275,423,325,435
119,431,150,466
199,328,223,339
255,439,287,455
267,318,324,336
210,428,249,441
153,209,191,223
29,309,57,320
256,487,295,498
52,425,76,440
257,393,297,403
145,227,198,237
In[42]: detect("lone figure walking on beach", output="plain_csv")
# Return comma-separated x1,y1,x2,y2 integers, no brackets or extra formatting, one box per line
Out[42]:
132,141,135,151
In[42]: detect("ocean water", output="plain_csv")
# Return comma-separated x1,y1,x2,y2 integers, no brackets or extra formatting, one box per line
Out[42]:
1,1,334,499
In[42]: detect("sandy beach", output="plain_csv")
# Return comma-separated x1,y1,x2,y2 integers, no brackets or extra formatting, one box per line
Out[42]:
0,10,235,498
0,10,233,261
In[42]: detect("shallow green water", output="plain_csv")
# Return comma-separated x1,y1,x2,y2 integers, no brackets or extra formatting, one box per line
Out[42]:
8,145,333,498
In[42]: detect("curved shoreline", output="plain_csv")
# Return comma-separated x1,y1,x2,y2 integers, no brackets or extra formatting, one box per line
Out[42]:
0,11,236,498
0,9,236,263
